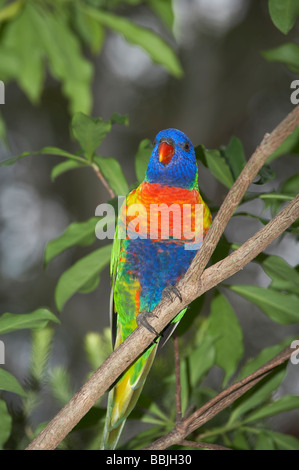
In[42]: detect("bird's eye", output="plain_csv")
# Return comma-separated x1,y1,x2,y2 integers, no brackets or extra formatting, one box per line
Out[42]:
184,142,190,151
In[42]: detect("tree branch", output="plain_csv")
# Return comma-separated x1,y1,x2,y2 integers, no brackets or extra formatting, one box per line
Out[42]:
143,346,294,450
180,440,232,450
26,193,299,451
25,105,299,450
184,104,299,289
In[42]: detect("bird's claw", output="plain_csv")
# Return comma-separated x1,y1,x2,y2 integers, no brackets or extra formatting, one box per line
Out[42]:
162,285,183,303
137,311,159,336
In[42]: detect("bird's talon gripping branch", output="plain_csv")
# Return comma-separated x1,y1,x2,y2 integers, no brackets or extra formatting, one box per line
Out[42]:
136,311,159,336
162,285,183,303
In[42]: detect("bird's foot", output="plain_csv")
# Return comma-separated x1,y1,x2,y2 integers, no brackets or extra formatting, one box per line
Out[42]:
162,285,183,303
137,311,159,336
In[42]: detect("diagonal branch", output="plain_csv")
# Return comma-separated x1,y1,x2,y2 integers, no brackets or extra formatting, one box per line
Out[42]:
143,346,294,450
26,194,299,450
184,104,299,288
25,105,299,450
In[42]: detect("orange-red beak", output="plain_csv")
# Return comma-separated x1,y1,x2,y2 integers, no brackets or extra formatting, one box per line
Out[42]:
159,141,174,165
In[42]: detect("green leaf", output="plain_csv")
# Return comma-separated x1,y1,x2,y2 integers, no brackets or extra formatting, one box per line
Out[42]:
135,138,153,183
268,0,299,34
73,7,106,54
280,173,299,195
110,113,129,126
55,244,112,311
269,430,299,450
262,42,299,73
0,3,44,103
36,147,88,167
207,293,243,385
0,368,27,397
230,366,286,424
0,47,19,82
229,341,291,423
245,395,299,424
0,146,86,168
202,148,234,188
261,255,299,294
0,0,24,23
83,6,183,78
39,146,86,161
194,144,207,166
237,338,292,379
257,192,293,218
139,400,172,426
44,217,100,266
0,112,8,147
51,159,86,181
0,309,59,334
93,156,129,196
78,273,101,294
228,285,299,324
30,5,93,113
0,399,12,450
0,151,36,167
222,136,246,180
123,425,165,450
149,0,175,30
232,430,251,450
185,334,216,386
196,138,245,187
255,432,275,450
267,126,299,162
72,112,111,161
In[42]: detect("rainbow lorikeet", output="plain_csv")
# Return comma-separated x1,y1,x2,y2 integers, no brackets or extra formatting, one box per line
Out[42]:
102,129,212,449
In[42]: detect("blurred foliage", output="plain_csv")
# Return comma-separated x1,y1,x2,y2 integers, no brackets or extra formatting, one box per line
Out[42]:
263,0,299,72
0,0,181,115
0,0,299,451
268,0,299,34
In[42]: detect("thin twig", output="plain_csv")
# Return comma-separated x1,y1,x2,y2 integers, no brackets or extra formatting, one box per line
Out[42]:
25,106,299,450
92,163,116,199
173,334,182,422
144,346,293,450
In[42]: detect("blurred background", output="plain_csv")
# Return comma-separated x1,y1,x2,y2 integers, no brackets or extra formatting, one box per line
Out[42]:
0,0,299,446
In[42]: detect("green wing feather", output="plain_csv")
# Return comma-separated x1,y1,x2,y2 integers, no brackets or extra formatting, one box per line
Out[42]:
109,222,121,348
103,210,159,450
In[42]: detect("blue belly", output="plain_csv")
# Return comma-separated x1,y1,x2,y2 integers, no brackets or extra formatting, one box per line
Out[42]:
123,238,196,312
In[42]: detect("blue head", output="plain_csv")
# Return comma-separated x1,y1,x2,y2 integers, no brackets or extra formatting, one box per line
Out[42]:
145,128,198,189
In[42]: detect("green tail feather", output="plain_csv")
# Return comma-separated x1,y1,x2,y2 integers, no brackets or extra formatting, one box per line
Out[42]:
102,344,157,450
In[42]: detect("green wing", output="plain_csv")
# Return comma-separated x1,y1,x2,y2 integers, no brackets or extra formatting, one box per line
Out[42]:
109,221,122,348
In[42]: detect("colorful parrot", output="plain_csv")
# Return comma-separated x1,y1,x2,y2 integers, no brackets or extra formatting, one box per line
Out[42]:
102,128,212,449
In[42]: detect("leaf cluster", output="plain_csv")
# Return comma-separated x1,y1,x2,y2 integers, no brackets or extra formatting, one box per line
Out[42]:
0,0,181,137
263,0,299,73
